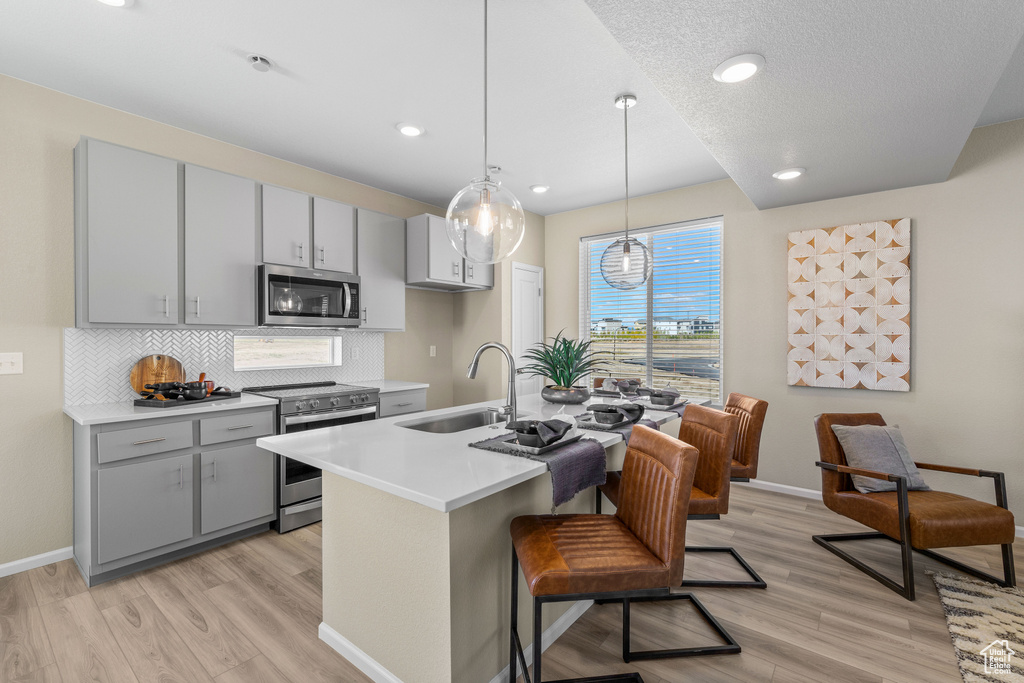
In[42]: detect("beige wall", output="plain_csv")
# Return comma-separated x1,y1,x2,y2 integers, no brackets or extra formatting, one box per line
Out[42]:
0,74,449,566
546,118,1024,519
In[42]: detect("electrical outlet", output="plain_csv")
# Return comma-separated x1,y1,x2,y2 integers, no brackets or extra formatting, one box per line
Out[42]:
429,345,436,357
0,352,23,375
351,347,361,361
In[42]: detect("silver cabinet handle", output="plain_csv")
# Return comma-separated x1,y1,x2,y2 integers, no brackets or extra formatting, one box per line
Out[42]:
133,437,166,446
196,295,201,318
179,464,183,489
468,264,474,278
227,424,253,431
298,242,304,262
362,307,367,324
395,402,413,407
212,459,217,482
163,295,169,318
453,262,460,276
319,246,326,264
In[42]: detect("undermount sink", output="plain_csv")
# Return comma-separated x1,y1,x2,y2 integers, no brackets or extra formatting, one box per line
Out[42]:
397,408,520,434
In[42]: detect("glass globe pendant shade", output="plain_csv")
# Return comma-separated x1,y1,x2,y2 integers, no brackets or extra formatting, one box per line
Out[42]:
445,177,525,264
600,236,651,290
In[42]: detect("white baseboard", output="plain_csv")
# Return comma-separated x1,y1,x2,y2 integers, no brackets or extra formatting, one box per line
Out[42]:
734,479,1024,539
319,623,403,683
487,599,593,683
318,599,593,683
0,546,73,579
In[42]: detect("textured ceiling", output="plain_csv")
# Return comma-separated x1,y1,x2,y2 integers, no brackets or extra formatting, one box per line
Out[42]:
0,0,726,216
2,1,1023,215
585,0,1024,209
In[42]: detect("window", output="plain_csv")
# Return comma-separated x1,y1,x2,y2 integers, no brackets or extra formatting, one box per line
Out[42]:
580,217,723,402
233,336,342,371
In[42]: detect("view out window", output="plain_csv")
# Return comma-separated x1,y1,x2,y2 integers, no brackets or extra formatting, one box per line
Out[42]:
233,336,340,371
580,218,723,402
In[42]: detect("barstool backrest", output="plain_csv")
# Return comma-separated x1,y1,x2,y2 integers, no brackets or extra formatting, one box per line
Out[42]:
724,393,769,476
615,425,699,585
677,404,739,512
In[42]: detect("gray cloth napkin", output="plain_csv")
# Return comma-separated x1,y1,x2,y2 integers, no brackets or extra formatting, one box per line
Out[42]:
468,433,606,507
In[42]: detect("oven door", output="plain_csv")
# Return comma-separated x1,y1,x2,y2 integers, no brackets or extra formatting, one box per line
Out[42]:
279,404,378,506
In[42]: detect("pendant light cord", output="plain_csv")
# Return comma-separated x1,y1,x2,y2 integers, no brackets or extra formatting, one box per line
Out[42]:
623,96,629,239
483,0,488,180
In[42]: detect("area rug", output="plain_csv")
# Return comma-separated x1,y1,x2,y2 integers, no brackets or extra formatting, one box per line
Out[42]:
931,572,1024,682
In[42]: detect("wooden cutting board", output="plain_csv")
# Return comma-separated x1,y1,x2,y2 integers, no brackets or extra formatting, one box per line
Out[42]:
129,354,186,394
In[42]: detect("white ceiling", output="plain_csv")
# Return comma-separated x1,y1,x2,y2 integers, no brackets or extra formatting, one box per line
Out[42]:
1,1,1023,215
585,0,1024,209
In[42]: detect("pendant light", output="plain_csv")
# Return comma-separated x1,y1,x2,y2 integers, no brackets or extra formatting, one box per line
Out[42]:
445,0,525,265
600,94,651,290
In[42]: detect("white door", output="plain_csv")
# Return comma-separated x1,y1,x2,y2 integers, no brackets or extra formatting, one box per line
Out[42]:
511,263,545,396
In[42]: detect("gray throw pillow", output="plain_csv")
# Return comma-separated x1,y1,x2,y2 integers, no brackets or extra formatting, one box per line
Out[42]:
830,424,931,494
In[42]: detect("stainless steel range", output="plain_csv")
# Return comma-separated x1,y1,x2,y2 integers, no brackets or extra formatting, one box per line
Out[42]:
243,381,379,532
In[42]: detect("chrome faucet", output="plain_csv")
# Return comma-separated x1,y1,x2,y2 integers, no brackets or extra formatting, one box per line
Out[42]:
467,342,517,422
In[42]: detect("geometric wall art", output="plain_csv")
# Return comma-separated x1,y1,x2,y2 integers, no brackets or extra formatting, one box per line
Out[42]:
787,218,910,391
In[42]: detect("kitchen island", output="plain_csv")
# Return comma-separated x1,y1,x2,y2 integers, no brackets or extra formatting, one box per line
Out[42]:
258,393,685,683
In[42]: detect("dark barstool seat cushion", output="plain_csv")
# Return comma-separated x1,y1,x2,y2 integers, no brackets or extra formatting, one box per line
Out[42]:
510,514,672,597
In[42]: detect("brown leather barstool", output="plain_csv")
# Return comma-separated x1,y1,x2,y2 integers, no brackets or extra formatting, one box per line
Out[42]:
813,413,1016,600
723,393,769,482
598,404,767,589
509,425,739,683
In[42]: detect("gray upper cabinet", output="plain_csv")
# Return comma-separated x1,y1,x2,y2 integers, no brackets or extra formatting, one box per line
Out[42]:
313,197,355,273
406,213,494,291
200,444,275,535
261,184,310,268
356,209,406,331
96,453,193,564
184,165,257,326
76,138,180,325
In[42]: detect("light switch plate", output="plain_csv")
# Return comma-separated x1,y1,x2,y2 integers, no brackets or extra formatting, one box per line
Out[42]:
429,345,436,357
0,352,23,375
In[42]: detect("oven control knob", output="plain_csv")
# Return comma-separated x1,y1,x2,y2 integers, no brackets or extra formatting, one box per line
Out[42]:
331,397,341,407
296,401,308,411
311,399,320,409
358,394,368,402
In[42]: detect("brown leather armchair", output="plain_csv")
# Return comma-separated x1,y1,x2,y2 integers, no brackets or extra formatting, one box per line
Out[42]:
509,425,739,682
598,404,767,588
814,413,1016,600
724,393,769,482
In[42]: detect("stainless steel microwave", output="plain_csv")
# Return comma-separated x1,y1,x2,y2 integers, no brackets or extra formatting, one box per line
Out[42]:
258,264,361,328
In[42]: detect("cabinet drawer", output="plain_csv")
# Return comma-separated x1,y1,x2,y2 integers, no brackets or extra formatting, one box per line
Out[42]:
379,389,426,418
200,410,275,446
97,421,193,464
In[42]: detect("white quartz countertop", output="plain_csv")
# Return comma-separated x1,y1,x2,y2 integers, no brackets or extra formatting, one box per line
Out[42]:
357,379,430,393
64,393,280,426
257,392,684,513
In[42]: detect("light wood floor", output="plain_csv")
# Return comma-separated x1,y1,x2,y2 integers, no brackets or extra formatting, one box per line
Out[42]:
1,485,1015,682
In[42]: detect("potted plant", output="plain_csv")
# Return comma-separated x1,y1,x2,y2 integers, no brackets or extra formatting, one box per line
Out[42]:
520,332,606,404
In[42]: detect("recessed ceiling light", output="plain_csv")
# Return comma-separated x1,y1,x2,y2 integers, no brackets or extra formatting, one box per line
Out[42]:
397,123,424,137
713,54,765,83
96,0,133,6
248,54,273,72
772,167,805,180
530,185,549,194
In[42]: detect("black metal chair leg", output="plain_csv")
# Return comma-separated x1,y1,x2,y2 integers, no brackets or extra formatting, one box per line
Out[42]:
534,597,543,683
812,531,915,599
917,546,1018,588
595,488,603,514
622,594,741,660
677,546,767,589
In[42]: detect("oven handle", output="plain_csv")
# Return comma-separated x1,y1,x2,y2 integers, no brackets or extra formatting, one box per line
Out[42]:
284,499,323,515
342,282,352,318
283,405,377,426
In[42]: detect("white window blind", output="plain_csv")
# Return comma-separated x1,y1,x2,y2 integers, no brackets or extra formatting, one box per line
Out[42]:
580,217,723,402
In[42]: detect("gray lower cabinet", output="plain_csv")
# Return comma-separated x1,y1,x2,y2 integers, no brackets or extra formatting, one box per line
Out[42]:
184,165,258,326
74,405,277,586
356,208,406,331
201,445,275,535
75,138,180,326
97,454,193,564
379,388,427,417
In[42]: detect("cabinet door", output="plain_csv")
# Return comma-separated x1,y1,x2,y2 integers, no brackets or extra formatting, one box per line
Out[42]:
185,165,257,326
464,261,494,288
262,185,310,267
84,140,179,324
97,454,193,564
200,445,275,535
425,215,464,284
356,209,406,331
313,197,355,273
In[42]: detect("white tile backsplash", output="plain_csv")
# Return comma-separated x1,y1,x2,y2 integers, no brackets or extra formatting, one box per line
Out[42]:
64,327,385,405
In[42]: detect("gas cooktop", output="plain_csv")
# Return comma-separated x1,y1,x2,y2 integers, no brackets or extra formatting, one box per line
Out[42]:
242,381,369,400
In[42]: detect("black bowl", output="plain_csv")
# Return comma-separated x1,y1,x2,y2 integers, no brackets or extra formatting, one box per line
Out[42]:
181,386,208,400
649,394,677,406
515,432,547,448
